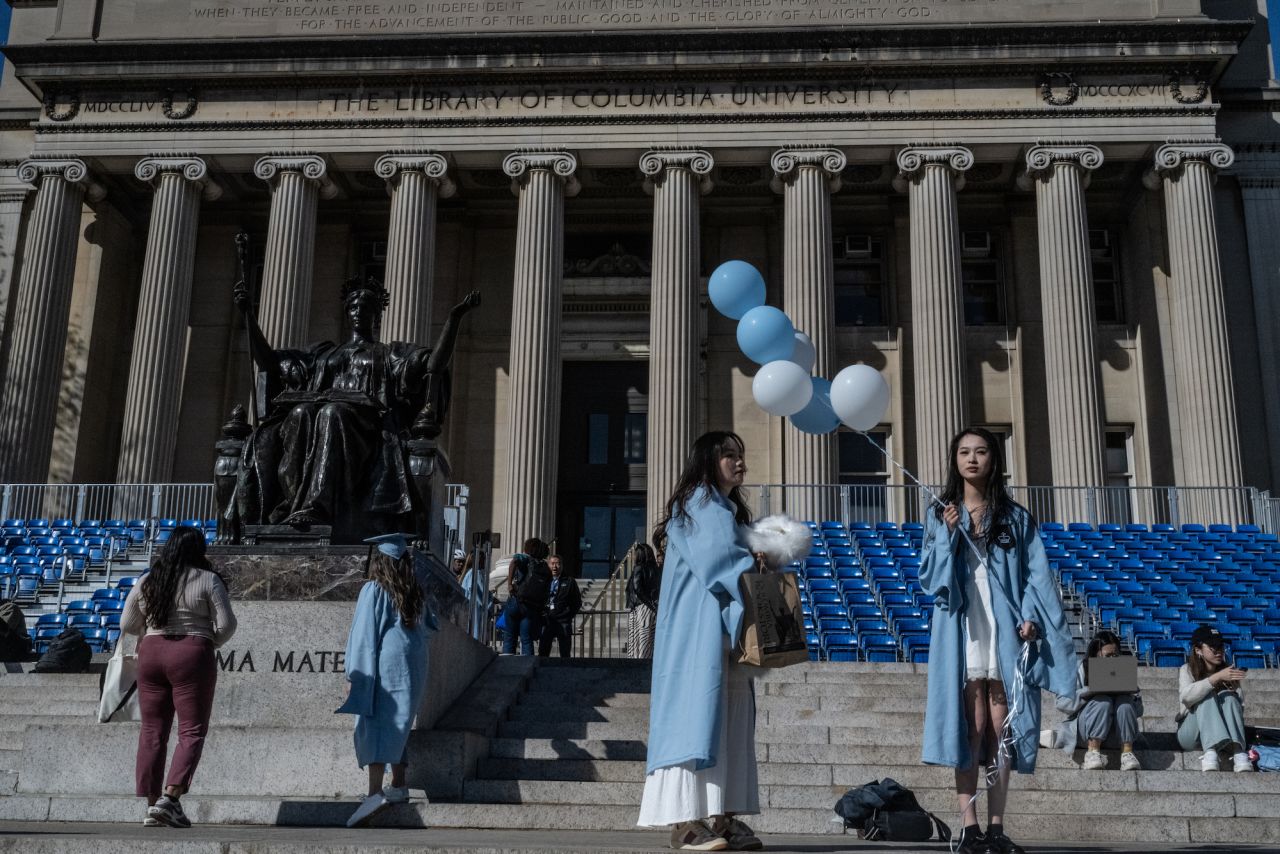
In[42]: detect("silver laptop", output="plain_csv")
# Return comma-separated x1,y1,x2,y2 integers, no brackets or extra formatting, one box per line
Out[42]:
1086,655,1138,693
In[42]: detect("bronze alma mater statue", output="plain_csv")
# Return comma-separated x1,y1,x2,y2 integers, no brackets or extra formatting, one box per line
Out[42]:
228,273,480,543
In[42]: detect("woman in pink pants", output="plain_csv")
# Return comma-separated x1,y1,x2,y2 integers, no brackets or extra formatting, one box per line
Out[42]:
121,526,237,828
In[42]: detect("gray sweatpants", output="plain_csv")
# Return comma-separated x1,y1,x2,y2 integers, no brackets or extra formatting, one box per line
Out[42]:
1177,691,1246,752
1074,694,1140,748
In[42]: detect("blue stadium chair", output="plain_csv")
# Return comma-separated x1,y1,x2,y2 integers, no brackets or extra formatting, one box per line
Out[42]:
1113,608,1148,636
1041,522,1065,533
1148,640,1188,667
94,599,124,615
1237,524,1262,534
26,518,50,529
843,591,876,609
819,618,853,634
14,577,40,603
1126,622,1167,659
92,587,123,602
1148,582,1181,597
81,628,110,653
834,566,862,584
68,614,101,631
64,599,94,616
1092,595,1126,626
814,604,846,620
102,613,121,630
1205,596,1239,614
880,593,915,609
35,613,67,630
856,618,891,635
839,577,871,593
50,518,75,531
824,632,858,662
862,634,899,662
811,591,842,607
895,617,930,640
1219,583,1250,597
1226,608,1261,627
808,578,837,593
1207,523,1233,534
1067,522,1094,532
1230,642,1268,670
849,604,882,620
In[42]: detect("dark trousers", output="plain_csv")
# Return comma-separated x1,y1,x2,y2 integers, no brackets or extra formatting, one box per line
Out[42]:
539,617,574,657
135,634,217,800
502,599,543,655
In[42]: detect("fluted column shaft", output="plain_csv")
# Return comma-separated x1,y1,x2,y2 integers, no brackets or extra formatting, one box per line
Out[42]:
0,159,99,482
501,152,578,549
255,155,332,348
1024,145,1106,507
377,153,455,345
896,146,972,486
773,148,845,523
1148,143,1244,498
116,157,219,483
642,150,713,533
1238,169,1280,488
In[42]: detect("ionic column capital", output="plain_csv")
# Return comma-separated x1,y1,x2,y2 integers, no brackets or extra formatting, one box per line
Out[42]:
1018,143,1103,190
640,149,713,195
502,150,580,197
135,155,222,201
770,147,846,193
375,152,456,199
893,145,973,192
1143,141,1234,189
17,157,105,201
253,153,338,199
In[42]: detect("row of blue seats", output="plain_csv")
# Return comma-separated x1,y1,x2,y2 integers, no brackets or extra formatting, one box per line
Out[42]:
1,517,215,531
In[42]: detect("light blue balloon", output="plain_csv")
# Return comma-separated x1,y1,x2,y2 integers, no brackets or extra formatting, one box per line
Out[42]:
736,306,796,364
790,378,841,435
709,260,767,320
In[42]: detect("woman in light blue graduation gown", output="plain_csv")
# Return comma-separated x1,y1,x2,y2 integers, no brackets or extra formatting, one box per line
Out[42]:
337,534,438,828
638,431,765,852
920,428,1076,854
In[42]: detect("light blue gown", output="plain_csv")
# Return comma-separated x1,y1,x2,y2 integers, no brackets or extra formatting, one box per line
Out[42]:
919,504,1076,773
645,486,757,775
336,580,438,767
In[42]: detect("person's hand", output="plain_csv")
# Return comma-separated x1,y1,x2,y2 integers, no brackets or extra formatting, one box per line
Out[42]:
942,503,960,532
451,289,481,317
1211,667,1247,686
753,551,770,572
1018,620,1038,641
233,282,252,314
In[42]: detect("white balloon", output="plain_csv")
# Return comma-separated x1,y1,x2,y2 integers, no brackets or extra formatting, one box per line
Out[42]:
789,331,815,374
830,364,890,432
752,360,814,416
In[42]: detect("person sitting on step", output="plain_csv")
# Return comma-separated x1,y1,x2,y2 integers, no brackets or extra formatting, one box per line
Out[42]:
1043,629,1143,771
1177,625,1254,773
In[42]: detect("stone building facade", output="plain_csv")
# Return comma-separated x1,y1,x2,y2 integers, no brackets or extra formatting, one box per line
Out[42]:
0,1,1276,571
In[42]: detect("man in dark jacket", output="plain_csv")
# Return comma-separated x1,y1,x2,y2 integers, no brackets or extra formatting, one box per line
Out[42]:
538,555,582,657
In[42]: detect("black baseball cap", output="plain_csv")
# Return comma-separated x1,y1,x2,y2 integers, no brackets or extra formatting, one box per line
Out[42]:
1191,625,1225,648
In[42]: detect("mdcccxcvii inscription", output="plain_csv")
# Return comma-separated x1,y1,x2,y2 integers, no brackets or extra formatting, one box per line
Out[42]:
216,648,347,673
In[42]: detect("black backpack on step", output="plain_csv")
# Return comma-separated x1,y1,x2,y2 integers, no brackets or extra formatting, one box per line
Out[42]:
834,778,951,842
31,627,92,674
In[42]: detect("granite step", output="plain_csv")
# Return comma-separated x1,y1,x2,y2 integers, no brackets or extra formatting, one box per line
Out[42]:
0,701,97,718
0,685,102,702
3,794,1278,842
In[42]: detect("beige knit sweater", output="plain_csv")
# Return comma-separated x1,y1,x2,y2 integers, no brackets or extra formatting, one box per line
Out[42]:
121,567,238,647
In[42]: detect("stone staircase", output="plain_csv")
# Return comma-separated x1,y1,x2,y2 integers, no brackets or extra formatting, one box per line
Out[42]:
0,658,1276,844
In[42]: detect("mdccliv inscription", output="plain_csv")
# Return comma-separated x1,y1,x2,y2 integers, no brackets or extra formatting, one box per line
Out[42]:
99,0,1202,40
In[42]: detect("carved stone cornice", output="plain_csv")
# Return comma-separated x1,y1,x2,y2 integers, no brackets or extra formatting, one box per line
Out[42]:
639,149,713,196
374,151,456,198
253,153,338,199
893,145,973,193
17,157,105,201
502,150,579,197
1017,143,1104,191
1142,141,1234,189
135,155,222,201
770,147,846,194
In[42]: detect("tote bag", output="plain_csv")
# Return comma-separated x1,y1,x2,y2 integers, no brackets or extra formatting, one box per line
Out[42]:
736,570,809,668
98,636,141,723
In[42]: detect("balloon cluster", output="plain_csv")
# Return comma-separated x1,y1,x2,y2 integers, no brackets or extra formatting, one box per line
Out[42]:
709,260,890,434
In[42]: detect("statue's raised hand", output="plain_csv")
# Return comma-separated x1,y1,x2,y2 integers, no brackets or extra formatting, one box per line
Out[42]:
451,290,481,318
233,282,253,315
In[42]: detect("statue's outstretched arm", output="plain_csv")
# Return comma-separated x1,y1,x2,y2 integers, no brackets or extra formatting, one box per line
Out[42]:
426,290,481,375
233,287,281,378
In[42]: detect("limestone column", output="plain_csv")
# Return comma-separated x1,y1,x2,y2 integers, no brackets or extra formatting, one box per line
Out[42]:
772,147,846,522
1021,144,1106,515
1235,153,1280,489
116,157,221,484
894,146,972,486
501,151,579,549
0,187,30,359
253,154,336,348
641,149,713,533
1144,142,1245,505
0,158,103,483
375,152,456,345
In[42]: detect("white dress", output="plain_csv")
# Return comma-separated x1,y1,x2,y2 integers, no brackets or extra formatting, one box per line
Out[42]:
637,645,760,826
962,544,1001,682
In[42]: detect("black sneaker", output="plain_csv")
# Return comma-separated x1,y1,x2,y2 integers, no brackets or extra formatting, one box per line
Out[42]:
955,826,990,854
986,829,1025,854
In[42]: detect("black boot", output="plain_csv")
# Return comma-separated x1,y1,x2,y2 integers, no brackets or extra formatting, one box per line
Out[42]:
955,824,990,854
985,824,1025,854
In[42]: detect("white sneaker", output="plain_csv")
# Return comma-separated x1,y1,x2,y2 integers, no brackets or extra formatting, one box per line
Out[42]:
1233,752,1256,773
382,785,410,803
142,815,161,827
1039,729,1056,749
1200,750,1221,772
146,795,191,829
669,820,729,851
1082,749,1106,770
1120,751,1141,772
346,792,390,828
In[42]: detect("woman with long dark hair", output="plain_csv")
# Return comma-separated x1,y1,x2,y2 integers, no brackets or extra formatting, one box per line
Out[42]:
920,428,1076,854
1177,625,1253,772
626,543,662,659
638,431,763,852
338,533,439,827
1045,629,1144,771
121,525,237,829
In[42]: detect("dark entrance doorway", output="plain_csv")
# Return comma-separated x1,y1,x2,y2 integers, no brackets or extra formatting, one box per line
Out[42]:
556,361,648,579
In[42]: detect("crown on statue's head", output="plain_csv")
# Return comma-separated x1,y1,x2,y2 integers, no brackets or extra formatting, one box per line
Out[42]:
341,275,390,309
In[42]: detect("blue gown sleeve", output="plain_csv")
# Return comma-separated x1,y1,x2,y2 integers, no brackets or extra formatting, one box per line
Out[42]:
336,582,385,717
678,488,757,636
1017,518,1077,697
919,511,962,611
